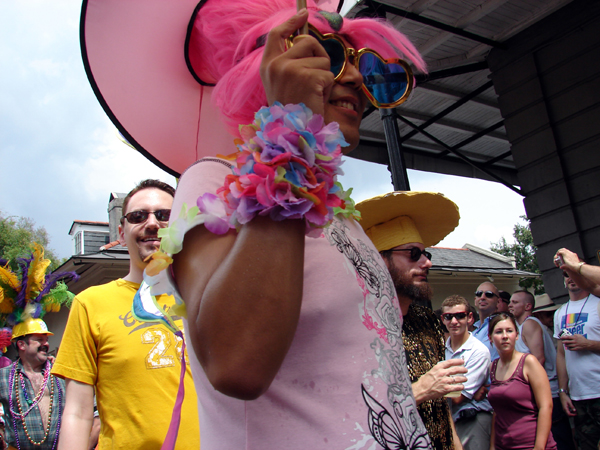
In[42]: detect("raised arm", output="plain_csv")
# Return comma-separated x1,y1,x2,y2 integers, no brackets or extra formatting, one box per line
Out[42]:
57,379,95,450
555,248,600,297
523,354,553,450
173,10,344,401
175,216,305,400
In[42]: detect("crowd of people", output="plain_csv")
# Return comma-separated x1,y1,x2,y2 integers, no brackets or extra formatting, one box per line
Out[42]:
1,0,599,449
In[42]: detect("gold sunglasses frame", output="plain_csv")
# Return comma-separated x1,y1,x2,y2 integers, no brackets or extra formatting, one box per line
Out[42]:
285,24,414,109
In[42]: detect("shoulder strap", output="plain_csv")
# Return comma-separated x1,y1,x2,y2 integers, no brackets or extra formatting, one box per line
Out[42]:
490,359,498,382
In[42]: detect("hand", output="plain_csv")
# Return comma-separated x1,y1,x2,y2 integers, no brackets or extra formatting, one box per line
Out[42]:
473,383,489,402
412,359,468,404
560,334,590,351
260,9,335,116
559,392,577,417
554,248,580,272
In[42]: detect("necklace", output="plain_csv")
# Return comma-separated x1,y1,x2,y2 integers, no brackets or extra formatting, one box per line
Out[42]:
8,360,62,450
9,360,50,418
565,294,590,329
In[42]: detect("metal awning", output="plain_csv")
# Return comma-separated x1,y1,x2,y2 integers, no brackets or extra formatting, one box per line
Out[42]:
341,0,573,192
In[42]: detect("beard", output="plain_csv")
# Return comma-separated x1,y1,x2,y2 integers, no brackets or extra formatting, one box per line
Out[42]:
387,259,433,305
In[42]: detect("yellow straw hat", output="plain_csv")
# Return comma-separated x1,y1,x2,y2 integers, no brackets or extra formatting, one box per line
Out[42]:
356,191,460,252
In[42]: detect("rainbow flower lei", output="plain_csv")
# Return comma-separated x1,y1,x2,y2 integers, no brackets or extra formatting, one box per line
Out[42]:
217,102,359,237
145,103,360,297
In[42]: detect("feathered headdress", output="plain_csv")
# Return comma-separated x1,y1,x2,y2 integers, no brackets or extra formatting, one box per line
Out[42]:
0,243,79,329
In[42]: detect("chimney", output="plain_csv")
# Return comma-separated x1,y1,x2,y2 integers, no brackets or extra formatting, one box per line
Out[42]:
107,193,125,243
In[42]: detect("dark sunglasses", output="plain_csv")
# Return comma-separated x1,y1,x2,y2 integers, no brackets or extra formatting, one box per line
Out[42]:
389,247,432,262
121,209,171,224
441,312,468,321
475,290,497,299
563,271,570,278
286,25,414,109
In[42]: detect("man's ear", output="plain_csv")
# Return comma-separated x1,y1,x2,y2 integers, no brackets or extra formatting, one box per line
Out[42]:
118,223,126,247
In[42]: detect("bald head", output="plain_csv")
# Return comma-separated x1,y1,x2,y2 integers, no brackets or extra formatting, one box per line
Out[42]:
474,282,500,320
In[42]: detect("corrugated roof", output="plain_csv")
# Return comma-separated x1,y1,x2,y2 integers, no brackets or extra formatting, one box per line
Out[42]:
345,0,574,190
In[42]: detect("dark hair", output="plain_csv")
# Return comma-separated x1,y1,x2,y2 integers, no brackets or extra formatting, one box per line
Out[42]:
512,289,535,308
13,335,30,351
379,249,393,261
121,179,175,218
498,290,511,303
488,312,519,337
441,294,470,311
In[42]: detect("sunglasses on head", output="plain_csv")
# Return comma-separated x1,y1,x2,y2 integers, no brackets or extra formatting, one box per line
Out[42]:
475,290,497,299
441,312,468,321
121,209,171,224
389,247,432,262
285,25,414,109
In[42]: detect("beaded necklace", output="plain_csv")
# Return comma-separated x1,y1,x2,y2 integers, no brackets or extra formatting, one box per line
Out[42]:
8,359,62,450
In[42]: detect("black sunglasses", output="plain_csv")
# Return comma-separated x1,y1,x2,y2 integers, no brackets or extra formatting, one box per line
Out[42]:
121,209,171,224
441,312,468,321
475,290,497,299
563,271,570,278
389,247,432,262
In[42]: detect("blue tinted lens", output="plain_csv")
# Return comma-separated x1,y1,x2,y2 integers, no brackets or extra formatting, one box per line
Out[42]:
359,53,409,105
311,31,346,77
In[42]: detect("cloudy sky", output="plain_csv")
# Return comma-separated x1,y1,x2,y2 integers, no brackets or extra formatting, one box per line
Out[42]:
1,0,527,262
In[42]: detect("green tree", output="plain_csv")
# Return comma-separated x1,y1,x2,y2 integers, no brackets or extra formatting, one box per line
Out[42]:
490,215,544,295
0,211,64,272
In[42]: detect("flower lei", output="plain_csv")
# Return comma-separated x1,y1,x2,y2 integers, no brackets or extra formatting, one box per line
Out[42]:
146,103,360,287
217,102,358,235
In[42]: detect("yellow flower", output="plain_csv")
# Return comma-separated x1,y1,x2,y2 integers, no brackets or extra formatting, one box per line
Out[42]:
145,251,173,277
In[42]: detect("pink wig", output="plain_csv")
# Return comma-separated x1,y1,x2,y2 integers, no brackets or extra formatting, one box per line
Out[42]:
188,0,426,135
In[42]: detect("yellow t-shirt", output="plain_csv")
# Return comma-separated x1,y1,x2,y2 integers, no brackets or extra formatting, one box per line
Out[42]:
52,279,199,449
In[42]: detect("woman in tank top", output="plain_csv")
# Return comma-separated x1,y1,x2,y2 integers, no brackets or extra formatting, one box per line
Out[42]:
487,312,557,450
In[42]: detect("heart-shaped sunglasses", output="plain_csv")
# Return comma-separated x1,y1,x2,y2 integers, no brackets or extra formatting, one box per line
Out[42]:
285,25,414,109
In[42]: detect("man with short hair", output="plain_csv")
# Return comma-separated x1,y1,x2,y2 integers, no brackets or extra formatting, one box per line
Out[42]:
442,295,493,450
509,290,551,367
359,191,466,450
0,319,66,450
53,180,200,450
554,268,600,450
472,282,500,360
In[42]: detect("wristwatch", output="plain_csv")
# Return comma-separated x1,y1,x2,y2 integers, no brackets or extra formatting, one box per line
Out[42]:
558,388,569,395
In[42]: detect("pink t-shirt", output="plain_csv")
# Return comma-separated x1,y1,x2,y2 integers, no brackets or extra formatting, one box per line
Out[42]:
175,158,432,450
